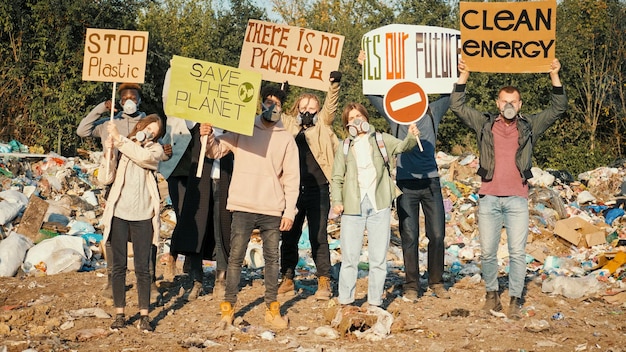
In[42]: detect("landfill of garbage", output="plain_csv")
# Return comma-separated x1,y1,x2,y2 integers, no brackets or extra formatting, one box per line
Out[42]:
1,137,626,310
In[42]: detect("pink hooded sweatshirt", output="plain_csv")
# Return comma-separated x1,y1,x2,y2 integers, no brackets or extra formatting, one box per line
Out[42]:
205,115,300,220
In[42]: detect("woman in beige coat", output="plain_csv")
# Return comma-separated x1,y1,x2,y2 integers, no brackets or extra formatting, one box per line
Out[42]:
98,114,165,332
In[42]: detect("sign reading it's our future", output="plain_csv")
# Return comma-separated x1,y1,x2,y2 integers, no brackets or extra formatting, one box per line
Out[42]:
239,19,344,91
361,25,461,95
165,55,262,136
82,28,149,83
460,0,556,73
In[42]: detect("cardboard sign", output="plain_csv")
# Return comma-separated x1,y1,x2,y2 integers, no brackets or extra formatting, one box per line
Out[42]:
82,28,149,83
239,19,344,91
164,55,262,136
361,24,461,95
459,1,556,73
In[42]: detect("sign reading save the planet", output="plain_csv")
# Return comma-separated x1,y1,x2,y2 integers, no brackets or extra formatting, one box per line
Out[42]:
165,55,262,136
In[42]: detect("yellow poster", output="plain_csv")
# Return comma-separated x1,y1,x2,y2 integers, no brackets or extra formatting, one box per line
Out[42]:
82,28,149,83
459,1,556,73
165,55,262,136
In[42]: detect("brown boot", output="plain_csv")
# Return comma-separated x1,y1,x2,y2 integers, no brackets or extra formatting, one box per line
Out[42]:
187,281,203,301
314,276,332,300
482,291,502,313
163,253,177,281
430,283,450,299
213,270,226,300
220,301,235,325
264,301,288,330
508,296,522,320
277,277,295,296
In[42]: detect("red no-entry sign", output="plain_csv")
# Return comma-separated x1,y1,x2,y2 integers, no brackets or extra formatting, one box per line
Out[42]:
383,81,429,125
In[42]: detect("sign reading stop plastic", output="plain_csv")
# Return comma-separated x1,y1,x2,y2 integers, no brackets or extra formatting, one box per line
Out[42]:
383,81,429,125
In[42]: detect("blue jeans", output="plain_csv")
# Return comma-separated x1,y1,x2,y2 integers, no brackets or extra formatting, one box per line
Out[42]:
478,195,529,298
224,211,281,305
338,195,390,306
396,178,445,290
281,184,331,278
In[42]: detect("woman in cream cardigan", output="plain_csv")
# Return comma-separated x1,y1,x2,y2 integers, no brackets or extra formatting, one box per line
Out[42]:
99,114,165,332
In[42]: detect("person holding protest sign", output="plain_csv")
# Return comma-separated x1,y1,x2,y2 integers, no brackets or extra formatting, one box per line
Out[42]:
357,50,451,302
277,71,342,300
450,58,567,319
167,123,234,301
159,67,194,282
98,114,166,332
200,96,299,330
78,83,146,143
331,102,420,308
77,83,159,300
159,66,233,301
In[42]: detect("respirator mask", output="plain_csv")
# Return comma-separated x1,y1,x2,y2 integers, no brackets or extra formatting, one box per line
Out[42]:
347,119,370,137
501,102,517,120
132,129,154,144
261,103,281,122
123,99,138,115
297,111,318,126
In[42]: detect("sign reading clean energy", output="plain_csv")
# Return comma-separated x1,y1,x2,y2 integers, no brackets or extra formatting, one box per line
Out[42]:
459,0,556,73
361,24,461,95
165,55,262,136
82,28,149,83
239,19,344,91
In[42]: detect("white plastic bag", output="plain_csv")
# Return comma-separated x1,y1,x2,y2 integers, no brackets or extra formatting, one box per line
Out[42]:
0,232,34,276
541,275,605,299
0,200,22,225
23,235,90,275
0,189,29,225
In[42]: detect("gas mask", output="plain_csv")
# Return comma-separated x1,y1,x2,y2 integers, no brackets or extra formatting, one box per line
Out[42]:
133,129,154,143
123,99,138,115
261,103,281,122
347,119,370,137
501,102,517,120
297,111,318,126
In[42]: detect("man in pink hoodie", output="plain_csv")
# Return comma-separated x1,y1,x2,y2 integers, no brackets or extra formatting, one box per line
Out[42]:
200,92,299,330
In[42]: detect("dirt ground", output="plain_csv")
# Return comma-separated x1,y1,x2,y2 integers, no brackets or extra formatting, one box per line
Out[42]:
1,249,626,352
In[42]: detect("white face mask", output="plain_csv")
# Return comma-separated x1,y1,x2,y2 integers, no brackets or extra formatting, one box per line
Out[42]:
123,100,138,115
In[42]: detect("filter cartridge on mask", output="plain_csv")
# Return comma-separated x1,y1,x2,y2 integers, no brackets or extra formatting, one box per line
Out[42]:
297,111,318,126
134,129,153,143
261,104,281,122
347,119,370,137
502,103,517,120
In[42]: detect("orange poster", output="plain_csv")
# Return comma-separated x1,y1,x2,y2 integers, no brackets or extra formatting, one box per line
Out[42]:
459,1,556,73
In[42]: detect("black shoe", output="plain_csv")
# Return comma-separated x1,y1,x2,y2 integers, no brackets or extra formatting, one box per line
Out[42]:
137,315,153,332
110,314,125,330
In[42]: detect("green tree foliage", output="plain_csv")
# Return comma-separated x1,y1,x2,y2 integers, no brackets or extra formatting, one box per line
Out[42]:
0,0,145,154
0,0,624,179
